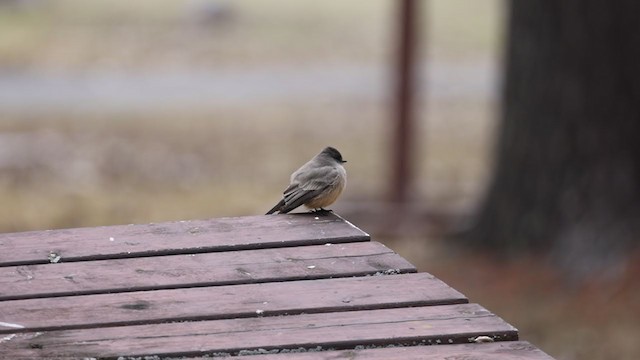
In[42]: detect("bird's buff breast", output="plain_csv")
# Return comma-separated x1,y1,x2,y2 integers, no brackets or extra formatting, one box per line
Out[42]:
304,170,346,209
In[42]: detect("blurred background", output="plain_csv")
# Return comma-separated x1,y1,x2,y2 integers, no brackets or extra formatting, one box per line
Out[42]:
0,1,637,359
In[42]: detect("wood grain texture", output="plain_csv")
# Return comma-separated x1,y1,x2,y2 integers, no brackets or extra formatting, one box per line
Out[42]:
0,273,466,334
0,241,413,301
3,303,518,359
0,213,368,267
229,341,556,359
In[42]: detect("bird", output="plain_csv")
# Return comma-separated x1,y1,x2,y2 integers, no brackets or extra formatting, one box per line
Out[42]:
266,146,347,215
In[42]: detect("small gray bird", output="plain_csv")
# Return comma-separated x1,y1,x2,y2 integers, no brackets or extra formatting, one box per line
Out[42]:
266,146,347,214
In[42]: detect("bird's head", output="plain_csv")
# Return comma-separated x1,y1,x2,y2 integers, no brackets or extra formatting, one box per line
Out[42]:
321,146,346,163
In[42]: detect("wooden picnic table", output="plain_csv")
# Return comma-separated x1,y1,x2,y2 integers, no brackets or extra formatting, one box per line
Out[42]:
0,212,554,359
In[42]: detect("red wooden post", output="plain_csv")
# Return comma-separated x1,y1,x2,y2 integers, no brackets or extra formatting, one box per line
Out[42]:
391,0,420,204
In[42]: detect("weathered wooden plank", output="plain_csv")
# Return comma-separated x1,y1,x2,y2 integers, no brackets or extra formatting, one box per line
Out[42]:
229,341,556,360
2,303,518,359
0,242,414,301
0,213,368,267
0,273,467,334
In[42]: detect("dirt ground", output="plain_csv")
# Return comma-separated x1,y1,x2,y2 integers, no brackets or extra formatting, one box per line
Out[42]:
0,1,638,359
385,235,640,360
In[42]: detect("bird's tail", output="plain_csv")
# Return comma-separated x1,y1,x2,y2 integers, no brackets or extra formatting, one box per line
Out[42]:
266,199,286,215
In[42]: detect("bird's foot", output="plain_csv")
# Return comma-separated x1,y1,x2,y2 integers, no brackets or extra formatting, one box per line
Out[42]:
310,208,332,215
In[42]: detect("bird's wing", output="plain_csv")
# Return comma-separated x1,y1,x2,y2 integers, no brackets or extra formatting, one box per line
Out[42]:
276,166,340,214
275,185,322,214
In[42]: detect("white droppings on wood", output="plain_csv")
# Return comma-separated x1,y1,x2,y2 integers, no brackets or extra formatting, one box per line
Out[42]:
0,321,25,329
471,335,495,343
0,334,17,343
48,252,61,263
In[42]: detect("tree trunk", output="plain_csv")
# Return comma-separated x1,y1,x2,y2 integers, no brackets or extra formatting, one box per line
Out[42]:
467,1,640,278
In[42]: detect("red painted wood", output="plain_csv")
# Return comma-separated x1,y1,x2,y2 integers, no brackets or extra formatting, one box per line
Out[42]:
230,341,556,360
0,242,413,301
0,213,369,267
0,273,466,334
3,303,517,359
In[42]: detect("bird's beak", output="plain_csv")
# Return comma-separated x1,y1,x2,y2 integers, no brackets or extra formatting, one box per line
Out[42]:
341,160,347,163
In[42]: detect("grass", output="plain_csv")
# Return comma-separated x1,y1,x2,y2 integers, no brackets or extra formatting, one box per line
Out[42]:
0,104,393,230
